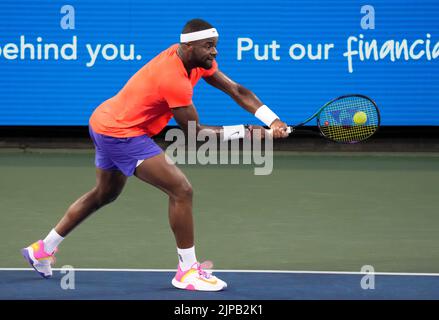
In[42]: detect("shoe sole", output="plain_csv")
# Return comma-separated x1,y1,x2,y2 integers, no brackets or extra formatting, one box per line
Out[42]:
171,277,226,291
20,248,51,279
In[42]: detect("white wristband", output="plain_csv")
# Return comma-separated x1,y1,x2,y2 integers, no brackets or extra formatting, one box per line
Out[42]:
222,125,246,141
255,105,279,127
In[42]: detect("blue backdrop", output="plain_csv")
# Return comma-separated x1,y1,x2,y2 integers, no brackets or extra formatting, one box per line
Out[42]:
0,0,438,126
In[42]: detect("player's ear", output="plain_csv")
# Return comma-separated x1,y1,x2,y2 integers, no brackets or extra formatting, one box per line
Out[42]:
181,42,193,53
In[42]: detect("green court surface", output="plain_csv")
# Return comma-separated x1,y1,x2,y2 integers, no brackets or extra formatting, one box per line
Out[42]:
1,150,439,273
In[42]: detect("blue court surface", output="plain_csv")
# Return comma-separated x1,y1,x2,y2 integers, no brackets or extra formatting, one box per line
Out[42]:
1,269,439,300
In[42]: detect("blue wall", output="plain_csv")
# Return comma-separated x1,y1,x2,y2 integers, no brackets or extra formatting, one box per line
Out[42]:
0,0,438,126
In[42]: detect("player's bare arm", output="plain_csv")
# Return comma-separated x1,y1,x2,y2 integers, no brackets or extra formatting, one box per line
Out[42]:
171,103,219,136
204,70,289,138
172,104,267,140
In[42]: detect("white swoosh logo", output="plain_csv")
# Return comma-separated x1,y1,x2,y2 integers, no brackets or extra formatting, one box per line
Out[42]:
230,131,240,138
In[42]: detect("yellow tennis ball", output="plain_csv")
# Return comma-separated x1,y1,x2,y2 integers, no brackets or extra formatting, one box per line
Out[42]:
353,111,367,125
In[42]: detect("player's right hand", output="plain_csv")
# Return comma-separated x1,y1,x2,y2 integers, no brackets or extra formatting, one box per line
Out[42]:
269,119,289,138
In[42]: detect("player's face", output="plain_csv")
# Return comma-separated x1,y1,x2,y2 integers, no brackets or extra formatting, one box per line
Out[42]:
190,37,218,69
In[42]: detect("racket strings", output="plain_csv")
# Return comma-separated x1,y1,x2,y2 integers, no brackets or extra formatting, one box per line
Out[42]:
318,96,379,143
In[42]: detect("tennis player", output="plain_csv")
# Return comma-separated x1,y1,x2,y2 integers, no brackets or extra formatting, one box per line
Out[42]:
21,19,288,291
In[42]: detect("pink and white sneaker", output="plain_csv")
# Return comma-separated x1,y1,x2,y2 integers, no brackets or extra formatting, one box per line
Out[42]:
21,240,57,279
172,261,227,291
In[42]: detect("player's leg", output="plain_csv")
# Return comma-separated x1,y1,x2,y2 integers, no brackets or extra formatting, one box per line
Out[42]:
134,153,194,249
21,168,127,278
134,153,227,291
54,168,127,237
52,126,128,242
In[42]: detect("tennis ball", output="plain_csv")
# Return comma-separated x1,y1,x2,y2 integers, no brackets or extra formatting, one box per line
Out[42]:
353,111,367,125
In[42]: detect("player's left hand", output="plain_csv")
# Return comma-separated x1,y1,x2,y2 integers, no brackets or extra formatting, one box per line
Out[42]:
270,119,289,138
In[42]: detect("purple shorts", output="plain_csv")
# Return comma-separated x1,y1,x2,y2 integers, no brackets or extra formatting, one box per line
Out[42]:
88,126,163,176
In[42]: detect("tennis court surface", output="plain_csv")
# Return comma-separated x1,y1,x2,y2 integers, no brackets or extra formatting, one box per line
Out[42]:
1,150,439,299
1,269,439,299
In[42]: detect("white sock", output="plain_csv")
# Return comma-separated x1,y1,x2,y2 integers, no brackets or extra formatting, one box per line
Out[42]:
177,246,197,271
43,229,64,253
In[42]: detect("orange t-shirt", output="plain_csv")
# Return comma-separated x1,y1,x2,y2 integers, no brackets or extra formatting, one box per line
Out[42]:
89,44,218,137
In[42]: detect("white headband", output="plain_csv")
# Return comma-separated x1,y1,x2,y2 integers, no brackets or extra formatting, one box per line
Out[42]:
180,28,219,43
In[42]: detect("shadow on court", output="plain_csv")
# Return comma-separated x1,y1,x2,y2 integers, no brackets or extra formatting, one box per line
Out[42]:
1,270,439,300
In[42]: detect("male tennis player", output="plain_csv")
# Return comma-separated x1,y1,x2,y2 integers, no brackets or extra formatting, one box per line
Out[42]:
21,19,288,291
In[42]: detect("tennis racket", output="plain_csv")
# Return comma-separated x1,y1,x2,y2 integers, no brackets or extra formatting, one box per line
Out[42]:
270,94,380,144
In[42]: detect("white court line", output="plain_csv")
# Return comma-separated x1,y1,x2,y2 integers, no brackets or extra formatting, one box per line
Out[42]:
1,268,439,277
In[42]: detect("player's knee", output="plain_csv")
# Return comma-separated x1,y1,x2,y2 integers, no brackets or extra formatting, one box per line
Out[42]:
94,186,122,206
174,181,193,201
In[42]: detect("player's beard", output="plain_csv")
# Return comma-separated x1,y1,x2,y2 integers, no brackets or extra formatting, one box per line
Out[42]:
201,58,214,69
